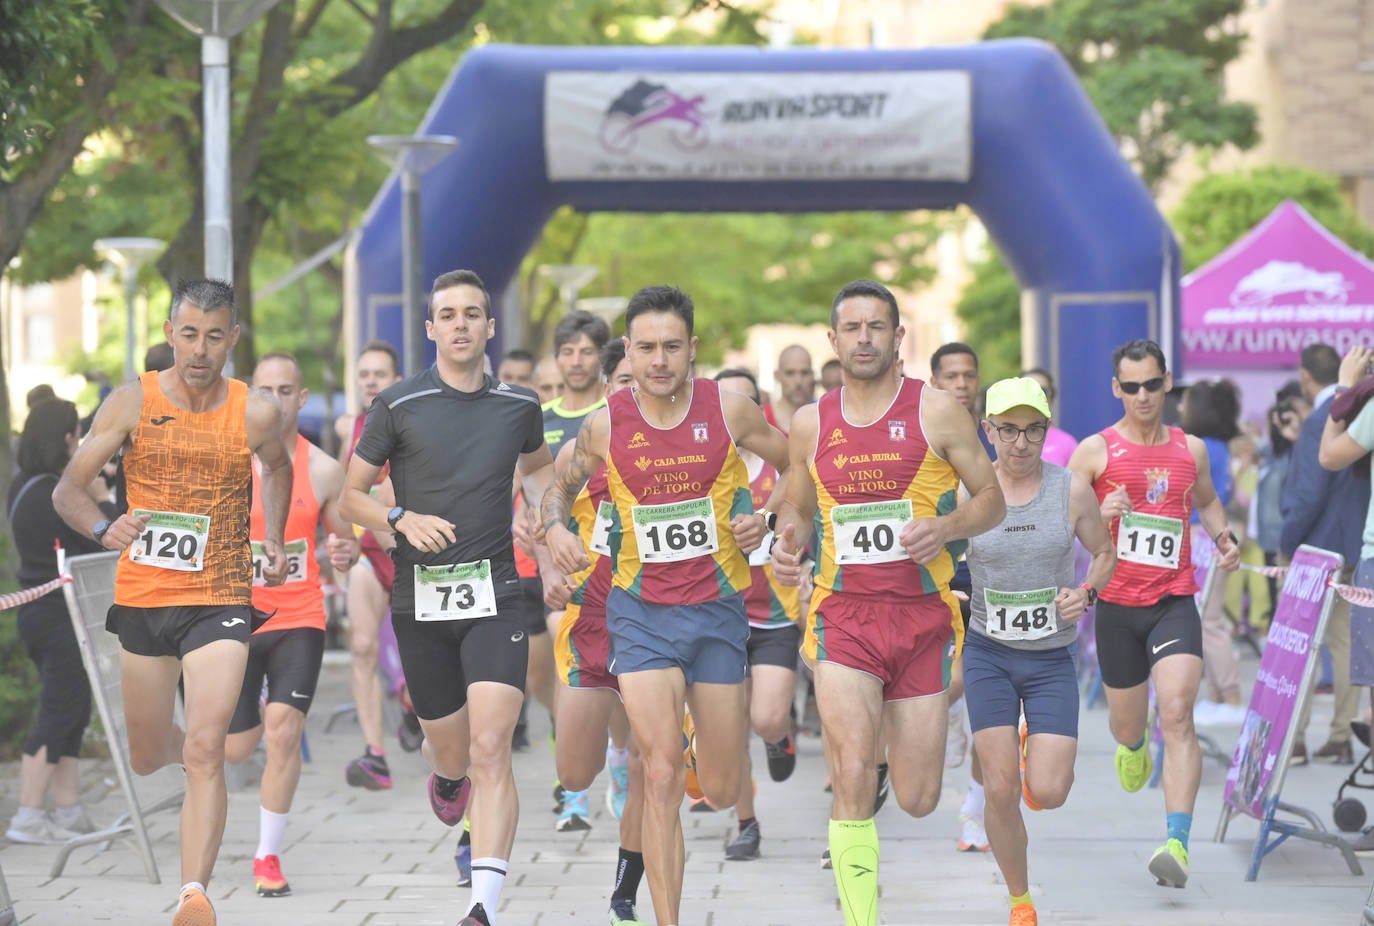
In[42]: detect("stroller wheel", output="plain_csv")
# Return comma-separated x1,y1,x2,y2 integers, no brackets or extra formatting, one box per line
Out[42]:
1334,797,1367,833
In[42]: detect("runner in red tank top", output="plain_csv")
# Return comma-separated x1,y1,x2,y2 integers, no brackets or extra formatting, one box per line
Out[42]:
335,341,403,791
225,352,358,898
1068,339,1239,891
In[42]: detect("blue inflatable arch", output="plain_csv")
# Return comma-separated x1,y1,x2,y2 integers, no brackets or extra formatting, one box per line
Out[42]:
350,39,1179,437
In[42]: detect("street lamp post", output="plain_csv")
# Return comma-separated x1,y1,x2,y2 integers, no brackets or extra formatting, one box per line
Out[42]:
538,265,601,316
152,0,282,281
95,238,166,383
576,296,628,331
366,135,459,376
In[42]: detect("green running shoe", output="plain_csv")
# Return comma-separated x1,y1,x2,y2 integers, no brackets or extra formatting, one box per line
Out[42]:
1115,742,1152,793
1148,838,1189,888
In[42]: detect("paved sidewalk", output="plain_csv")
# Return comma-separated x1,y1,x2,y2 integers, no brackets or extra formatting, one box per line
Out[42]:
0,649,1370,925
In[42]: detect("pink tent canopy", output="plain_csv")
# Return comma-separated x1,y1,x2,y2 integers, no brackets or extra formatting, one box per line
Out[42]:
1182,200,1374,371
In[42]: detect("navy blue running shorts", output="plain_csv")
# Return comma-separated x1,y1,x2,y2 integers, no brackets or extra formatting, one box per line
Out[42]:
606,588,747,685
963,631,1079,738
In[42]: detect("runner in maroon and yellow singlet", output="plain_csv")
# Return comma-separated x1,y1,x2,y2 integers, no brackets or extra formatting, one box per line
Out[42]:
1068,338,1239,890
769,280,1005,926
714,368,803,862
543,285,788,926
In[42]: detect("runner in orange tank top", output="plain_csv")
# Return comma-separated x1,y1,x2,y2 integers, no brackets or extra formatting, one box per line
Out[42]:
1068,338,1239,891
225,352,359,899
54,279,292,926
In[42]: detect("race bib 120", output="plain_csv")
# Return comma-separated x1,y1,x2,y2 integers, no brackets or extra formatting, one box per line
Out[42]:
129,509,210,572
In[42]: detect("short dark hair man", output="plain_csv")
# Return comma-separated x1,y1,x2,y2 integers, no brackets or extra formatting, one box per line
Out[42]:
340,269,557,926
54,278,293,926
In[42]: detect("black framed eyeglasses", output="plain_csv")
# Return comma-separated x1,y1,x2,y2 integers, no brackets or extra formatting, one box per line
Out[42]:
988,423,1048,444
1116,377,1165,395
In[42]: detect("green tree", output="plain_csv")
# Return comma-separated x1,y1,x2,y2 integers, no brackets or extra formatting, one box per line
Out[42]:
13,1,772,384
985,0,1258,194
1171,163,1374,271
517,209,938,362
950,253,1021,384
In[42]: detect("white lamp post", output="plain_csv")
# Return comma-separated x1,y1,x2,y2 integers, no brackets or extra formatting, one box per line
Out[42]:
576,296,628,330
366,135,460,375
152,0,282,282
95,238,166,383
538,265,600,315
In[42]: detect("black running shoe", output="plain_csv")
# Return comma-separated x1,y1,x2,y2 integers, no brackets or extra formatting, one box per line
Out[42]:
874,762,890,814
765,734,797,782
398,710,423,753
725,820,761,861
458,902,491,926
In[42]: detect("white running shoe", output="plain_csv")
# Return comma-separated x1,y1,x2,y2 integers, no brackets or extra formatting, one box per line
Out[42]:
957,812,989,852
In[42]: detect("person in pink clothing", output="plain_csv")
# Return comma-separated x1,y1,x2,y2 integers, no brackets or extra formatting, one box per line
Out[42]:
1025,368,1078,466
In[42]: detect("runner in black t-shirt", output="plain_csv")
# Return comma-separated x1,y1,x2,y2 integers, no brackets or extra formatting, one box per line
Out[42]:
341,269,557,926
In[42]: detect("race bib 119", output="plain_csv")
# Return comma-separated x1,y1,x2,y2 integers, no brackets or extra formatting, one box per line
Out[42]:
1117,511,1183,570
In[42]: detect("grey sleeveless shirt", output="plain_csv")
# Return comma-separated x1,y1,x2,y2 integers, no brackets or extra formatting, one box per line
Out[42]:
967,463,1077,651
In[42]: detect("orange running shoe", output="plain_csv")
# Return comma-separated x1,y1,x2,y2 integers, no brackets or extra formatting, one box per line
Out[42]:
172,887,216,926
1020,719,1043,812
683,710,704,801
1010,902,1038,926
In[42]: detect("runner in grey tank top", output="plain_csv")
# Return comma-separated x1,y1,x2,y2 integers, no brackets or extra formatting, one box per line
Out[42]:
968,464,1077,651
960,377,1116,926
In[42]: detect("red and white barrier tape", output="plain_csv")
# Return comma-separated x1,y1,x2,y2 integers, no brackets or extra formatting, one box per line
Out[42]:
0,576,72,611
1215,558,1374,607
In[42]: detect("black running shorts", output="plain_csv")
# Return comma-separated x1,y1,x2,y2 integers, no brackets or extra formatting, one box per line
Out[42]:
228,627,326,733
1094,594,1203,689
107,603,255,658
391,601,529,720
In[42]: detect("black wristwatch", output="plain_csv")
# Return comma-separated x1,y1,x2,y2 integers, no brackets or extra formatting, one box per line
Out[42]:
92,519,112,546
1079,583,1098,606
386,507,406,531
760,510,777,533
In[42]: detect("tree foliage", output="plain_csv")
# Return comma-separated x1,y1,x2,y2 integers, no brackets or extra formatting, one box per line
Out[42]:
517,209,938,363
951,253,1021,385
985,0,1258,193
1171,163,1374,271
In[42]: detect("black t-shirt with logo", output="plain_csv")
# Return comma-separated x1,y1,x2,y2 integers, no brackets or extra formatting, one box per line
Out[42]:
355,369,544,611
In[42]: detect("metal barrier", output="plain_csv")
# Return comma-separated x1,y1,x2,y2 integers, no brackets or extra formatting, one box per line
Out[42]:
0,858,14,925
51,550,182,884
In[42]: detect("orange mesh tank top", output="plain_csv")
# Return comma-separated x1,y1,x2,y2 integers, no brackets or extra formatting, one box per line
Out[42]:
115,371,252,607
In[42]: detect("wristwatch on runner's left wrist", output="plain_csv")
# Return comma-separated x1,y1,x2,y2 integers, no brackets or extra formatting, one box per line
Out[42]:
1079,583,1097,606
387,507,406,531
92,519,112,546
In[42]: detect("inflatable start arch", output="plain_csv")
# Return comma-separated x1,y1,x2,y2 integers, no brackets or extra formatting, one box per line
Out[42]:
350,39,1180,437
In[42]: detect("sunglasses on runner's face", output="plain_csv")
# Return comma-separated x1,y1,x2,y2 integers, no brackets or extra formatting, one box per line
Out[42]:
1116,377,1165,395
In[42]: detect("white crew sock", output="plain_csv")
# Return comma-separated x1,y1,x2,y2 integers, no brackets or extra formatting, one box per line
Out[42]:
256,807,289,858
962,779,985,818
607,744,629,766
470,856,509,920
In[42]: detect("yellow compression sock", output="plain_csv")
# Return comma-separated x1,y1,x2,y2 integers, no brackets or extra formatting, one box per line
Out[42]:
1010,890,1033,907
830,817,879,926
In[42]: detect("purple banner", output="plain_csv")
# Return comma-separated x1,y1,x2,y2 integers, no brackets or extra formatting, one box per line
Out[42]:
1223,545,1344,819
